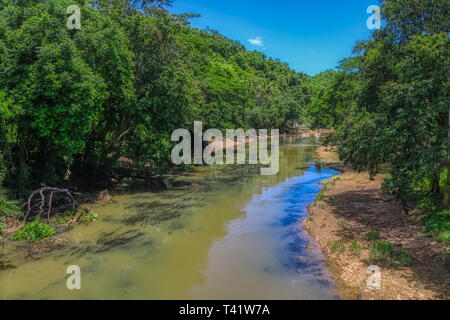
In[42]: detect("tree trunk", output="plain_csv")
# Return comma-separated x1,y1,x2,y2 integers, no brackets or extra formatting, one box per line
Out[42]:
444,111,450,207
443,167,449,208
431,170,441,194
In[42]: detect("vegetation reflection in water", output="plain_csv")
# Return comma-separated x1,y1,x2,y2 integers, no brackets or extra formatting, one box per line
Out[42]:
0,136,340,299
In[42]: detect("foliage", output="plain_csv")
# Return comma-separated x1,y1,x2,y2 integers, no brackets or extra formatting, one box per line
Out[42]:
0,215,5,234
0,0,312,195
0,0,447,219
326,0,450,207
12,218,55,241
307,66,361,129
421,208,450,245
56,211,76,224
79,208,98,224
0,197,22,217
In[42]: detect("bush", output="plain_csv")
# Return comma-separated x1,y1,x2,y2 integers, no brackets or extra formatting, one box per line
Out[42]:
12,218,55,241
79,209,98,224
0,197,22,217
421,208,450,245
0,216,5,235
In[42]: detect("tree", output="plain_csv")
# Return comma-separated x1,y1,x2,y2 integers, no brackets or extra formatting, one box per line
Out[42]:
334,0,449,207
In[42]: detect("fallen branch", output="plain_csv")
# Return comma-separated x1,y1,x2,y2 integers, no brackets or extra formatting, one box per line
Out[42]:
65,208,85,227
23,187,79,222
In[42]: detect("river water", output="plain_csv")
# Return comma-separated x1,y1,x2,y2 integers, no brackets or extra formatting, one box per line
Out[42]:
0,135,340,299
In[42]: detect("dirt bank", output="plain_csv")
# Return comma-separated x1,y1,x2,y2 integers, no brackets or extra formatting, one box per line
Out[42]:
304,146,449,300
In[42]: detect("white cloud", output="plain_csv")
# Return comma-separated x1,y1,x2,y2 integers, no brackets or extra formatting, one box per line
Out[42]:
248,36,264,47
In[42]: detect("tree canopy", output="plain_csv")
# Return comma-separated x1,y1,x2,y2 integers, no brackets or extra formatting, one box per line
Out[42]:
0,0,312,197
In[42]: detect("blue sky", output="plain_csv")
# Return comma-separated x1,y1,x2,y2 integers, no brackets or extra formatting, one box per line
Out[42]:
169,0,380,75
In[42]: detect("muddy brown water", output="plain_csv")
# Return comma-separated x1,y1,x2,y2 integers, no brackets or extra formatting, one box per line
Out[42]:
0,136,341,299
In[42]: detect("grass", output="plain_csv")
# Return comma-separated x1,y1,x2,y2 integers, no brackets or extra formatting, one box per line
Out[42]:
365,230,380,241
349,239,361,256
338,219,347,227
397,249,413,266
57,208,99,225
370,241,394,261
12,218,55,241
56,211,76,224
420,208,450,245
331,241,346,254
329,177,340,186
316,184,329,203
316,190,325,202
370,241,412,267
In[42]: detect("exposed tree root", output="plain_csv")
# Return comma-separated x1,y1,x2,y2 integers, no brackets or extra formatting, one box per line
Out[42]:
22,187,79,222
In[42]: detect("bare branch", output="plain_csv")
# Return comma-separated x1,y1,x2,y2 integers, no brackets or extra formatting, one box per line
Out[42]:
22,187,79,222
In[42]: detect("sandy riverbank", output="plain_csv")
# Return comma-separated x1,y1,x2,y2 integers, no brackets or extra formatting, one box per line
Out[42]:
304,146,449,300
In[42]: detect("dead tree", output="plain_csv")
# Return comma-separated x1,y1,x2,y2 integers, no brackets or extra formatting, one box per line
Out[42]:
22,187,79,222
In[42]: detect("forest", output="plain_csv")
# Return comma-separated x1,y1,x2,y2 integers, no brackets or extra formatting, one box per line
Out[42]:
0,0,448,243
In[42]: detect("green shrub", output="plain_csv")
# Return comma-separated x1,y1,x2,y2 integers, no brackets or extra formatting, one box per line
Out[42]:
0,197,22,217
12,218,55,241
0,216,5,235
436,231,450,245
79,209,98,224
421,208,450,245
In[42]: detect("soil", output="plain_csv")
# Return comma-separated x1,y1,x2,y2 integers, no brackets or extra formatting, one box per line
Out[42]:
305,146,450,300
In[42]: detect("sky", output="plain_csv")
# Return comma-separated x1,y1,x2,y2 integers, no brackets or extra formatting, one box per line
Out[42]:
169,0,380,76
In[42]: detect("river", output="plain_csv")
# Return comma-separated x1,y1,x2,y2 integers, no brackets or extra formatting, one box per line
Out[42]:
0,135,340,300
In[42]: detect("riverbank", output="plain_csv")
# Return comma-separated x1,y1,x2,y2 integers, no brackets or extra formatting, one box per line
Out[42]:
305,146,449,300
0,190,113,263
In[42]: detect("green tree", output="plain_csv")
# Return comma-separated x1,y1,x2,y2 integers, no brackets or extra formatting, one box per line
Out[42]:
334,0,449,207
